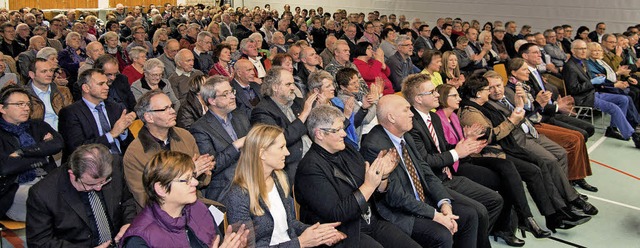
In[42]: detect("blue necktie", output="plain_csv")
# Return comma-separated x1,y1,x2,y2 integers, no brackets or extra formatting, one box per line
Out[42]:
95,104,120,154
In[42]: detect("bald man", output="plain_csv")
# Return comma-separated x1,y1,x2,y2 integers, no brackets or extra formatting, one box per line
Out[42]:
168,49,204,101
320,35,338,67
78,41,105,77
296,46,322,88
360,95,480,248
17,36,47,81
231,59,262,117
157,39,179,78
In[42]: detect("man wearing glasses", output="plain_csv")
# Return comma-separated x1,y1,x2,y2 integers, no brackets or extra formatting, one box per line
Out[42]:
58,68,136,162
387,35,416,92
589,22,606,43
27,143,137,247
124,90,214,208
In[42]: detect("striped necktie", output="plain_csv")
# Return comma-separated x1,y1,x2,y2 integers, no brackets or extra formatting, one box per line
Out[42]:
88,191,112,244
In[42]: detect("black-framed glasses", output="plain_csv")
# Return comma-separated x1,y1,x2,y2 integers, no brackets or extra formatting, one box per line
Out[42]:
417,90,436,96
173,172,197,184
148,103,175,112
319,127,344,134
104,72,121,78
5,102,32,108
216,89,236,98
79,176,112,190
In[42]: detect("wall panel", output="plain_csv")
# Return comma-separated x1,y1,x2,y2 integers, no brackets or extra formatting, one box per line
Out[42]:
244,0,640,34
9,0,98,10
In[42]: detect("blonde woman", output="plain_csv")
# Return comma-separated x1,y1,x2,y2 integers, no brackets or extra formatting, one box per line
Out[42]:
440,51,465,88
222,125,345,247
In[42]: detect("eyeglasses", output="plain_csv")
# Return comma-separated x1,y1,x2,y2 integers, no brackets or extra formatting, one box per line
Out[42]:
216,89,236,98
173,172,197,184
148,103,175,112
319,127,344,133
146,72,164,78
105,72,121,77
417,90,436,96
5,102,32,108
79,176,112,190
399,43,413,47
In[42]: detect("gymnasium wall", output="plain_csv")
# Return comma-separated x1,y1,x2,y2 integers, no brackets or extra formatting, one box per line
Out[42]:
243,0,640,34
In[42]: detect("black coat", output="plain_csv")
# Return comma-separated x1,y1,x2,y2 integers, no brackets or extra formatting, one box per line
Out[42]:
107,74,137,112
563,58,596,107
360,125,452,234
176,91,205,129
408,108,455,181
231,79,262,118
58,100,134,162
26,160,137,247
0,120,63,216
189,109,250,201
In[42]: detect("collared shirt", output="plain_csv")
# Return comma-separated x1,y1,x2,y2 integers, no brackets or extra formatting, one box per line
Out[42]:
175,68,191,77
81,98,126,151
32,83,58,130
273,99,312,156
248,57,267,78
382,127,451,215
212,110,239,141
414,108,459,161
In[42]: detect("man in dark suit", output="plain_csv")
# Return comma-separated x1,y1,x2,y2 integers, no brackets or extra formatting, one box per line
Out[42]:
340,23,358,61
219,13,236,39
95,55,137,112
58,69,136,162
402,75,503,248
232,59,263,117
588,22,606,43
190,76,250,201
26,144,137,247
360,94,480,248
415,24,441,53
518,43,596,140
438,23,457,53
250,67,316,183
504,21,518,58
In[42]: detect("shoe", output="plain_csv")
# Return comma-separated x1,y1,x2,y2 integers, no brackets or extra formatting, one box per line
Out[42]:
632,133,640,148
572,179,598,192
580,194,589,201
493,230,525,247
519,217,552,238
545,213,576,233
605,127,628,140
559,207,592,225
571,198,599,215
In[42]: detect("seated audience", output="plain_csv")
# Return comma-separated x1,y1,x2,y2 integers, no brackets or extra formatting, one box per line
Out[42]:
94,54,137,112
58,31,87,100
176,75,207,129
353,42,395,95
441,51,466,88
420,49,444,87
168,49,205,102
131,58,180,110
387,35,416,92
122,46,147,85
25,58,73,131
208,43,234,80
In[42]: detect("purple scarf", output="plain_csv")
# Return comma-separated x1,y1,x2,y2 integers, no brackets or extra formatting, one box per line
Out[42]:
436,109,465,172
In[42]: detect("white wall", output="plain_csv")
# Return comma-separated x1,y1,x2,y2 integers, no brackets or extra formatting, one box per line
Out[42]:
243,0,640,34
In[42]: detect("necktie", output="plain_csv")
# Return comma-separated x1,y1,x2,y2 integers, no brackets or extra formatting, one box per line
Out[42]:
425,117,441,153
531,69,545,91
95,104,120,154
88,191,112,244
400,141,426,202
499,98,539,138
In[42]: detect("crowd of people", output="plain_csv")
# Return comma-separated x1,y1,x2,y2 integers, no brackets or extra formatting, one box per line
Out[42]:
1,2,640,247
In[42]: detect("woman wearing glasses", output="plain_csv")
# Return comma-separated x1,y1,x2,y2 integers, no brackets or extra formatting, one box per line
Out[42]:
223,124,346,247
131,58,180,111
121,151,249,248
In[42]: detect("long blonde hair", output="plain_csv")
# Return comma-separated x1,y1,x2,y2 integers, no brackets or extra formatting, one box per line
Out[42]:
233,124,290,216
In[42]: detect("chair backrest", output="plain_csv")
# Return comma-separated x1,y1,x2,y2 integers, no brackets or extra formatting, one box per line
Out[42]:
493,64,508,86
129,119,144,139
543,74,567,97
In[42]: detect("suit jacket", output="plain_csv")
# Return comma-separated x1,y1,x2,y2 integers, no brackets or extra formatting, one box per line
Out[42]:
219,22,236,39
189,109,250,201
58,100,134,162
250,96,307,165
588,31,600,43
525,70,561,117
17,49,36,82
26,159,137,247
408,108,454,181
340,34,358,60
360,125,452,234
562,58,595,107
438,34,457,52
414,36,434,53
231,79,262,117
107,74,137,112
157,53,176,79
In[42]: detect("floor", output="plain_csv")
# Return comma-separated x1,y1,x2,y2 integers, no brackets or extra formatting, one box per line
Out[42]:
3,118,640,248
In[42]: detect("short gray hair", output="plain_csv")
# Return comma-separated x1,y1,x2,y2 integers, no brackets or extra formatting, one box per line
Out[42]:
65,31,81,45
200,75,230,106
36,47,58,59
143,58,165,73
306,105,344,141
196,31,213,42
239,37,256,52
395,34,412,45
68,144,113,179
129,46,148,60
225,36,239,44
261,66,288,97
307,70,333,92
135,89,165,124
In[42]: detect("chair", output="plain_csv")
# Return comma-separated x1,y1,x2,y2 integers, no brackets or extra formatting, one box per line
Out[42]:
129,119,144,138
493,64,508,86
0,220,26,248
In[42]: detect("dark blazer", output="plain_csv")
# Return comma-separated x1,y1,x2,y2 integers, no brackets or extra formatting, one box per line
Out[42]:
340,34,358,60
16,49,36,82
588,31,600,43
231,79,262,118
176,91,205,129
26,159,137,247
408,108,454,181
360,125,452,234
562,58,595,107
189,109,250,201
58,99,134,162
438,34,457,53
414,36,434,53
107,74,137,112
250,96,307,166
222,176,308,248
0,120,63,216
525,70,561,117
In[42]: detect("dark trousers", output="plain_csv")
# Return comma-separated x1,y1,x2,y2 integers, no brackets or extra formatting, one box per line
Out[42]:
505,155,557,216
444,177,501,248
410,195,479,248
458,157,533,231
360,218,422,248
547,114,595,141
